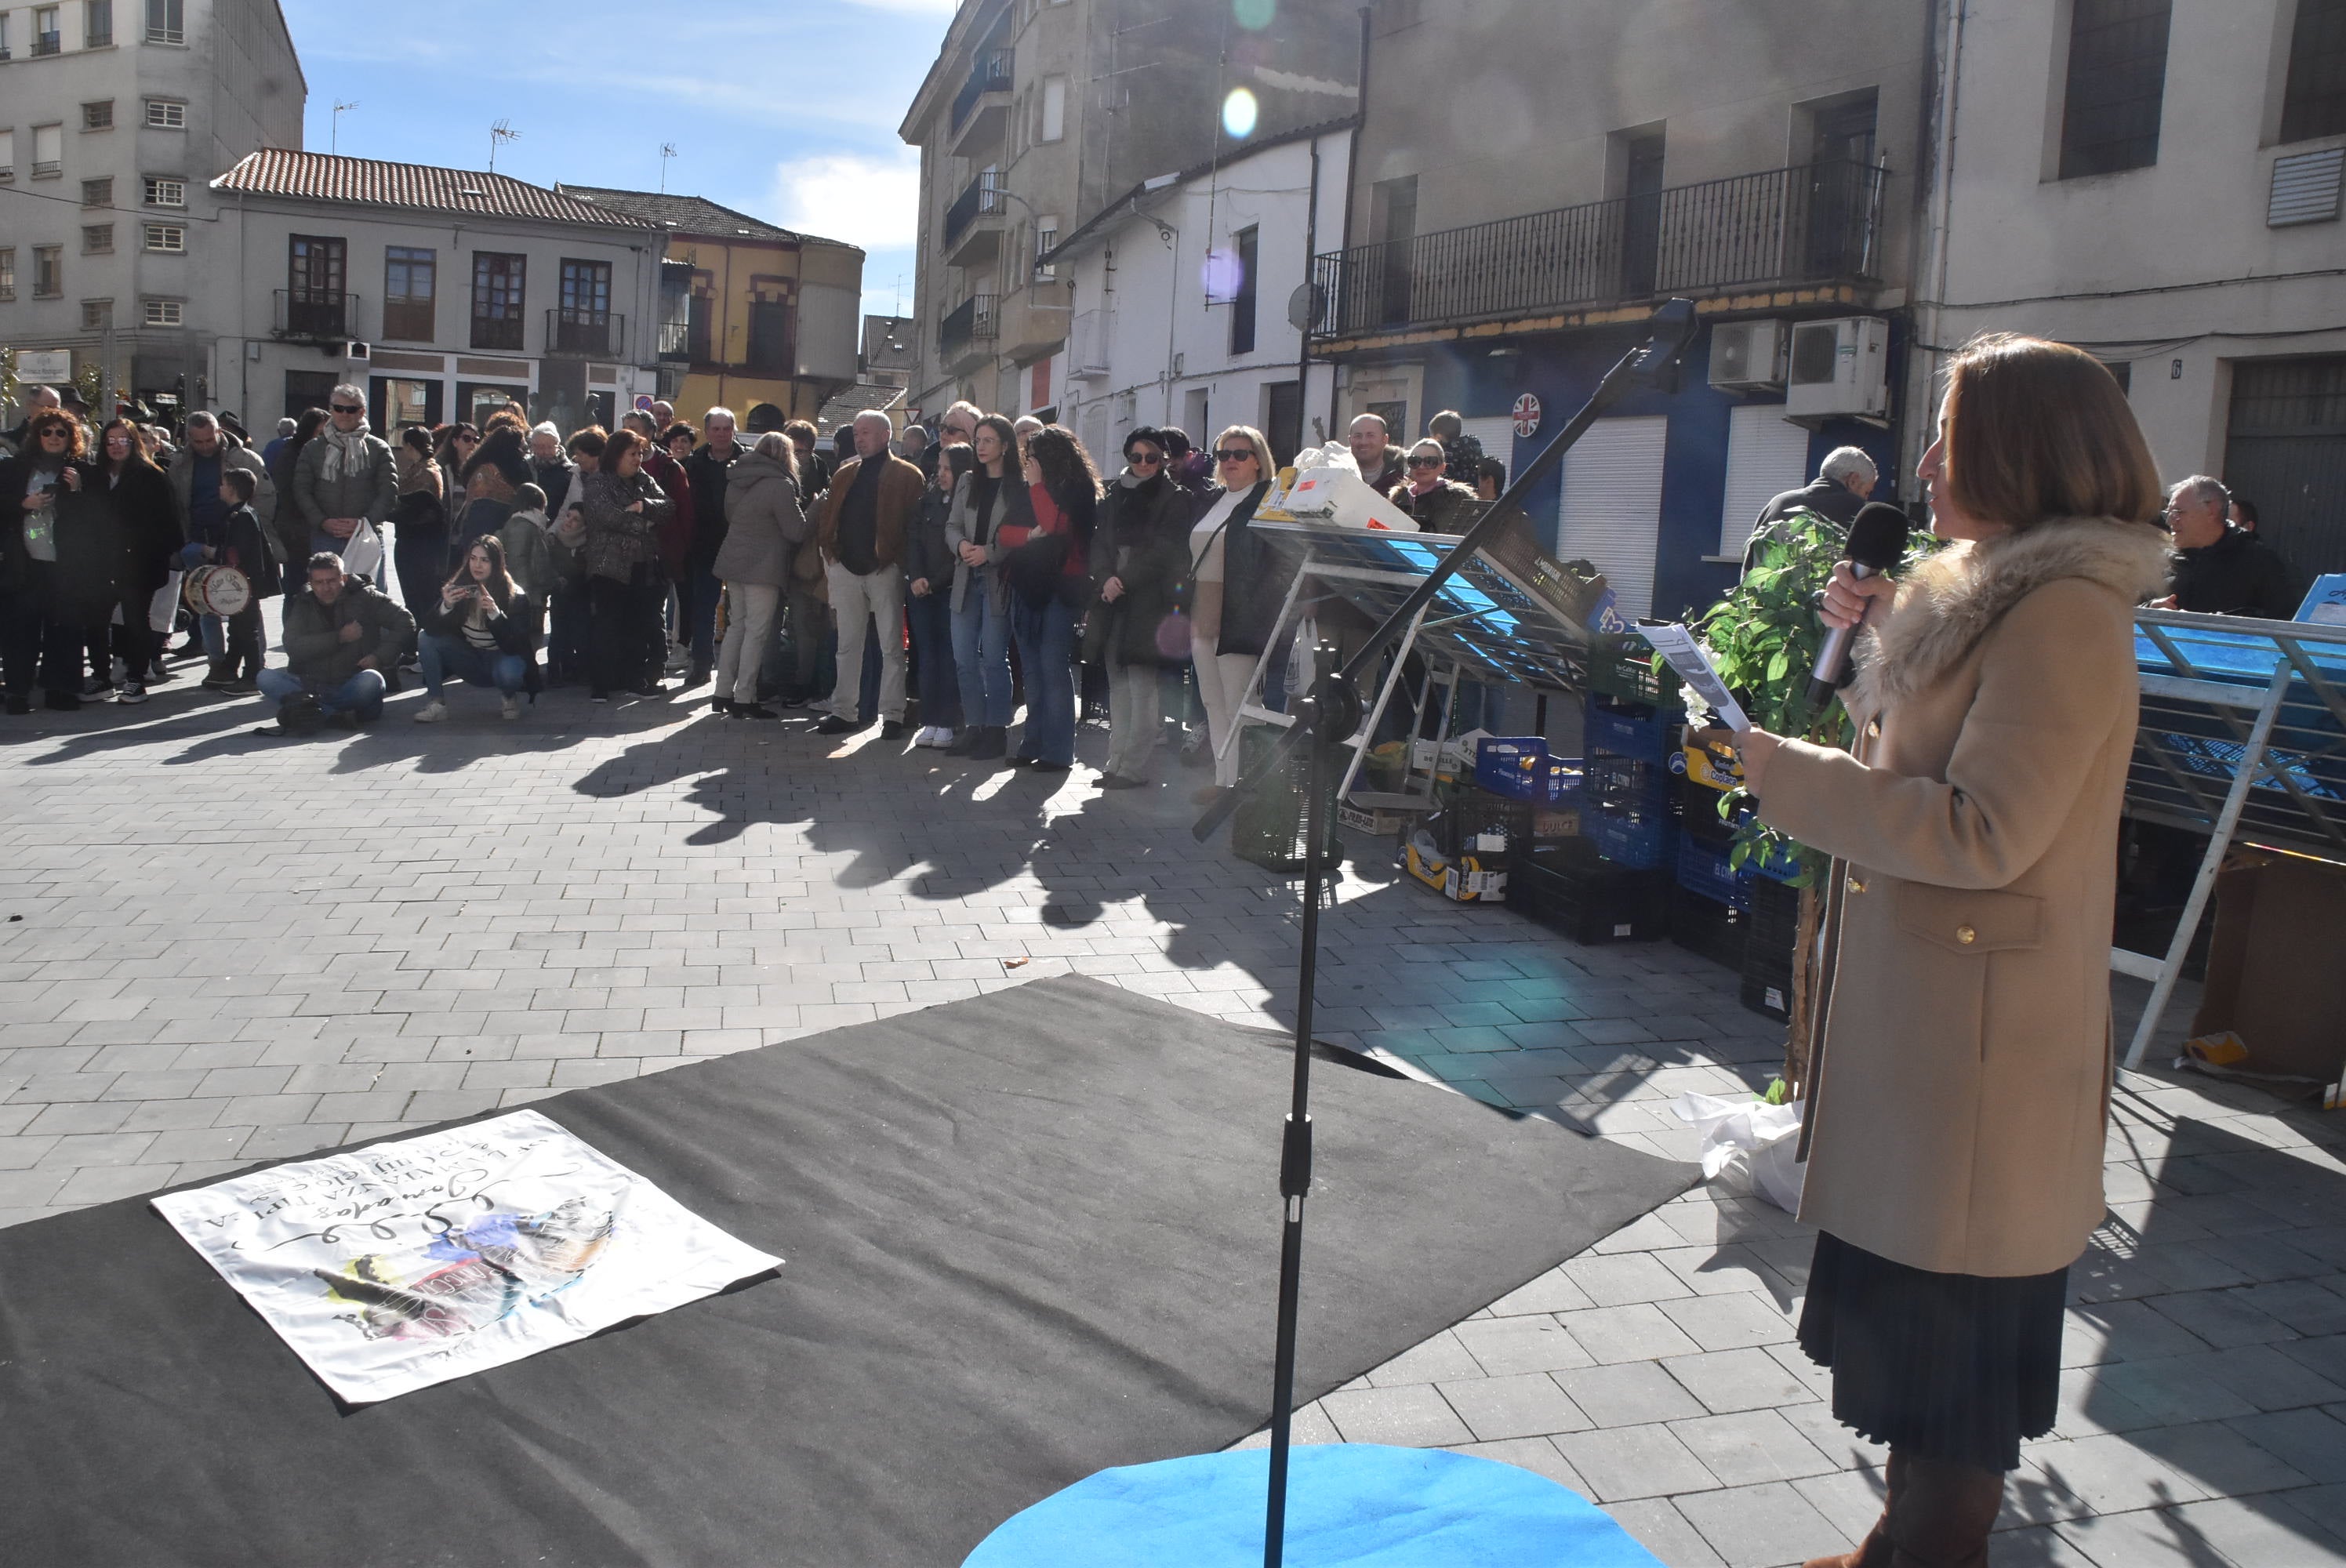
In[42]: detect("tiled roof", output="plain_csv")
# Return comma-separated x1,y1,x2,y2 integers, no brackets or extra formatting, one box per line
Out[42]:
211,151,652,229
557,186,845,248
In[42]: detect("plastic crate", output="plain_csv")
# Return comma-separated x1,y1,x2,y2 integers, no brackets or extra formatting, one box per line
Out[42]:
1509,841,1671,945
1475,737,1548,799
1431,788,1534,859
1585,695,1686,764
1669,883,1749,971
1583,753,1672,816
1747,876,1803,953
1230,725,1342,873
1741,970,1793,1022
1587,633,1683,709
1589,808,1675,870
1676,837,1751,912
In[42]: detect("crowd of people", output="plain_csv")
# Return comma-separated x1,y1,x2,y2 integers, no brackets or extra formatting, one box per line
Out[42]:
2,382,1487,798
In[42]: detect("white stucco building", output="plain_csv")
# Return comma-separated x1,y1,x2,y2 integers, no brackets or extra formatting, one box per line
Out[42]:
0,0,303,412
1919,0,2346,576
1048,122,1352,466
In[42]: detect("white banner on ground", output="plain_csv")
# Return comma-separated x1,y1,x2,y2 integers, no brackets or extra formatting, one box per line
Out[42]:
152,1110,781,1404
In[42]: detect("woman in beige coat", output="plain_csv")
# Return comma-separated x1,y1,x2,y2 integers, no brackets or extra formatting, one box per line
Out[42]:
1735,336,2170,1568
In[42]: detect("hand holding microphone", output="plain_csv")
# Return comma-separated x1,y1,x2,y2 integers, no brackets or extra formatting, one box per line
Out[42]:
1803,502,1909,711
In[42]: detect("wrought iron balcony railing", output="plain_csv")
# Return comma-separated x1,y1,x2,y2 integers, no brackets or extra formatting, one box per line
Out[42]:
952,49,1013,133
1308,160,1886,339
546,308,623,358
944,172,1006,248
274,288,356,342
939,293,999,361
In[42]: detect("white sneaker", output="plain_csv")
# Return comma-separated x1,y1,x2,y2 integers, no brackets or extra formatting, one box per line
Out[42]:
923,726,956,749
501,694,522,720
910,725,935,747
413,699,448,724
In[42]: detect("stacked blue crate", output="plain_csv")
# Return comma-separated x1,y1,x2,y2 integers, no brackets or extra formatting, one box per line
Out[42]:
1582,691,1682,871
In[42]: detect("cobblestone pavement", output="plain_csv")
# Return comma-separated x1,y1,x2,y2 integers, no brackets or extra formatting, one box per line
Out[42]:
5,672,2344,1566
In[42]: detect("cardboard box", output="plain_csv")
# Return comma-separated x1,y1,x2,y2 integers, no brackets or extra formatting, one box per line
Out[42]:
1402,843,1506,902
1338,802,1419,837
2191,851,2346,1098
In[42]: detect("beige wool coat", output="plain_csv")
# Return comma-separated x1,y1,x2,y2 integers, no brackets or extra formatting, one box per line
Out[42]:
1756,517,2172,1278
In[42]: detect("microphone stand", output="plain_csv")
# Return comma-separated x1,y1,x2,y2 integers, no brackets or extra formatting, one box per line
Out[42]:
1208,298,1702,1568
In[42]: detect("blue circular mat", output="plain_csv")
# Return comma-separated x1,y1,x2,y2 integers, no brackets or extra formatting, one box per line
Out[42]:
964,1443,1663,1566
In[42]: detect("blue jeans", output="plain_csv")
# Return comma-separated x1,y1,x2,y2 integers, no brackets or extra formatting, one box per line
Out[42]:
256,666,387,720
1011,595,1077,765
685,562,723,666
952,581,1015,728
906,587,961,728
420,633,527,699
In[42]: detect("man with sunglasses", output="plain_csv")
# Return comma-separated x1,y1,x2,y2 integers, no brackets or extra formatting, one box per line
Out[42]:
292,385,396,568
1388,438,1479,534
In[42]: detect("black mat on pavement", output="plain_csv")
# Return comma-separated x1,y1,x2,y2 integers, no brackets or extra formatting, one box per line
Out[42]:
0,974,1695,1568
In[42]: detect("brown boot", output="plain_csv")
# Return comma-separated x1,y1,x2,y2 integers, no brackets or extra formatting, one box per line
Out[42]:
1803,1449,1903,1568
1886,1453,2003,1568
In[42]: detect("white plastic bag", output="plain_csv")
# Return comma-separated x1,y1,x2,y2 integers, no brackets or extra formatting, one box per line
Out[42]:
341,518,386,583
1672,1092,1806,1214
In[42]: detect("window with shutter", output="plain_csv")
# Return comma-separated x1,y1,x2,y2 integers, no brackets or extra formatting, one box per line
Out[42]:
1556,415,1668,619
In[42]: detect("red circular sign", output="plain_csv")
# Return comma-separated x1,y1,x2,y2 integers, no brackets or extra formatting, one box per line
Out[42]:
1512,393,1542,439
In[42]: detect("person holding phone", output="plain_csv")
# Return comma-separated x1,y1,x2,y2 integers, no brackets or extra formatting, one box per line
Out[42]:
413,535,540,723
1730,336,2170,1566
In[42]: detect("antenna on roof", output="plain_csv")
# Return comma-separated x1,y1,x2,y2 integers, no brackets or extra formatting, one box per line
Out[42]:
488,118,521,173
332,100,359,156
659,143,678,194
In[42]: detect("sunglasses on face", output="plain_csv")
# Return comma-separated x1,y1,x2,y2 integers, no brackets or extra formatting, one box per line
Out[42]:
39,428,68,440
331,404,364,415
1407,456,1442,470
1214,449,1256,464
1126,450,1164,466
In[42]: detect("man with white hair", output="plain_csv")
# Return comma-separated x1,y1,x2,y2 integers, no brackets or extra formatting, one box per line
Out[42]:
292,383,395,565
2,385,64,457
1741,444,1879,572
812,410,924,738
2159,474,2298,617
527,421,578,516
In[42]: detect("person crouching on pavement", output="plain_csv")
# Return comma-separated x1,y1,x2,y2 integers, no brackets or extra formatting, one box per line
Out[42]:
414,534,540,724
187,466,282,695
260,551,416,731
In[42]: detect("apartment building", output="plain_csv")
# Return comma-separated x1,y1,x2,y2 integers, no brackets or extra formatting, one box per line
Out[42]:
558,187,864,431
1307,0,1933,622
897,0,1359,425
210,151,665,433
0,0,303,413
1923,0,2346,579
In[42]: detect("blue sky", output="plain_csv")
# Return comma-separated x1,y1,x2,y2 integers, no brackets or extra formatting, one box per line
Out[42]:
278,0,954,321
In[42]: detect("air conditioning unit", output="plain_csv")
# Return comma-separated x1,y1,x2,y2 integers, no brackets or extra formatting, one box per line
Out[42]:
1708,320,1787,391
345,341,372,361
1785,317,1890,419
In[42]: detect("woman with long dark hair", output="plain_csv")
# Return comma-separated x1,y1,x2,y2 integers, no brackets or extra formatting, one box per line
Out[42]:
1184,424,1277,803
943,415,1025,760
997,424,1099,772
575,428,672,703
1732,336,2171,1566
456,422,533,550
0,412,101,712
390,424,448,627
413,533,539,723
85,418,182,702
906,441,974,748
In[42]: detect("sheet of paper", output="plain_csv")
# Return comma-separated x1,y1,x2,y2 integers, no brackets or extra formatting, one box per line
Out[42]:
1632,621,1752,731
153,1110,781,1403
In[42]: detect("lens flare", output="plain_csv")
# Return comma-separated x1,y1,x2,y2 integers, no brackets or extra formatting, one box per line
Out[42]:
1222,88,1259,140
1200,248,1245,302
1233,0,1276,27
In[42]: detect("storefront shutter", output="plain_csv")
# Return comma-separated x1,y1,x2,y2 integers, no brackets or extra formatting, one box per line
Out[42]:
1556,415,1667,619
1718,404,1812,557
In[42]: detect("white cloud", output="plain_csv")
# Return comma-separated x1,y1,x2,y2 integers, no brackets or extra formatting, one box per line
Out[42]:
774,151,921,252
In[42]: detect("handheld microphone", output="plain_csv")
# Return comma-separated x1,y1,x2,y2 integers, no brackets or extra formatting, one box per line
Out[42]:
1803,502,1910,711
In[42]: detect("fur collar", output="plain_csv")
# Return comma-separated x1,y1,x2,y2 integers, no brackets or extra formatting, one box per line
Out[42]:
1850,517,2170,710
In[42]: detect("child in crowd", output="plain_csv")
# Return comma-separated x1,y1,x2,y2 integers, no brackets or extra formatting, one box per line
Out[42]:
190,467,281,694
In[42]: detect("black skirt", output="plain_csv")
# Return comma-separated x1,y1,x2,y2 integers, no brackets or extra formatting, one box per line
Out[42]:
1798,1231,2068,1472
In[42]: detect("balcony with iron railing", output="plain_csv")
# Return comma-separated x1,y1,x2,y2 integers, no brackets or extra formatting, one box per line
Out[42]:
274,289,358,342
939,292,999,368
950,48,1013,156
656,313,692,361
1308,160,1886,341
546,308,623,358
470,310,525,353
952,49,1013,132
944,172,1007,263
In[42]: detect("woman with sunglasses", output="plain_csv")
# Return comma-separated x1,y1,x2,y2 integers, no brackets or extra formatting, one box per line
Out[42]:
0,412,104,713
1184,426,1279,803
1086,426,1197,789
1389,438,1480,534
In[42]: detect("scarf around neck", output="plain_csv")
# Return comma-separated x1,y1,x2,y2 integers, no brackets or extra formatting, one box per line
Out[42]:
318,423,374,484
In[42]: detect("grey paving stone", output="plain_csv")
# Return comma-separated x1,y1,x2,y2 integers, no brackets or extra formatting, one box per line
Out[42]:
1553,1301,1703,1365
1667,1408,1837,1488
2128,1418,2314,1497
1556,1360,1710,1428
1657,1290,1798,1352
1562,1250,1694,1307
1451,1313,1594,1377
1362,1329,1485,1388
1435,1372,1590,1442
1482,1267,1600,1317
1790,1465,1890,1543
1443,1435,1587,1493
51,1163,176,1205
1672,1479,1848,1568
1552,1422,1719,1503
2152,1494,2346,1567
2025,1432,2213,1515
1665,1347,1818,1414
2231,1409,2346,1486
1318,1384,1476,1448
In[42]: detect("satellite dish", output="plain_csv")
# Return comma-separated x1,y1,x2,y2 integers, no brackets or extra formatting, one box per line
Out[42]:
1287,281,1328,333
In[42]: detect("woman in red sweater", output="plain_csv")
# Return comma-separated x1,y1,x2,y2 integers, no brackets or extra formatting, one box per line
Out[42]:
996,425,1099,771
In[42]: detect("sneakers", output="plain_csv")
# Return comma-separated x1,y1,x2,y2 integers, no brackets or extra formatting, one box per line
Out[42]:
916,725,957,749
116,682,149,706
413,700,449,724
812,714,859,736
82,674,111,697
500,694,522,721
